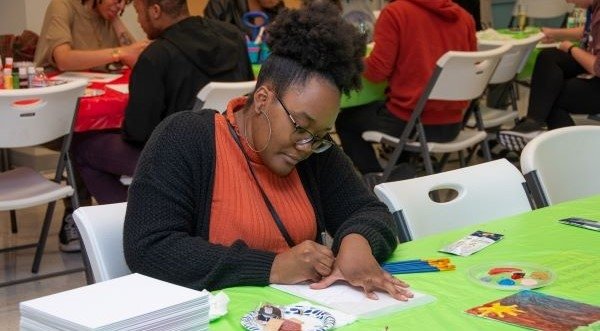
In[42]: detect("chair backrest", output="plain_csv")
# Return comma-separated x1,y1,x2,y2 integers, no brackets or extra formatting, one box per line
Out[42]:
478,33,544,84
374,159,532,241
428,43,512,101
73,203,131,283
516,0,571,19
196,81,256,113
0,79,87,148
520,126,600,207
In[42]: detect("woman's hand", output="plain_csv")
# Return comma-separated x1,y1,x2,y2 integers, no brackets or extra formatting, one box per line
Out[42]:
120,40,151,68
270,240,335,284
541,27,558,43
558,40,574,53
310,234,412,301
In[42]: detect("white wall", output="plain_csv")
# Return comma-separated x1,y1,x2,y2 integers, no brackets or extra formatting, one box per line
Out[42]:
0,0,27,34
0,0,145,41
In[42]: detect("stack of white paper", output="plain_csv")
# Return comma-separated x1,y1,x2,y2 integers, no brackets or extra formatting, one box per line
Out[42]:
19,273,209,331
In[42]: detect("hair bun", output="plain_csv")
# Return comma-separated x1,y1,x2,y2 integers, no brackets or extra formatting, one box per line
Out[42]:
266,1,365,95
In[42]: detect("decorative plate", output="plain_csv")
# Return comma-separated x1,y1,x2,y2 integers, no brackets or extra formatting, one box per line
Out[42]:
468,262,556,291
83,88,105,97
241,304,335,331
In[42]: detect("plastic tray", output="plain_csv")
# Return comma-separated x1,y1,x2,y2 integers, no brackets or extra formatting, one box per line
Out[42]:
468,261,556,291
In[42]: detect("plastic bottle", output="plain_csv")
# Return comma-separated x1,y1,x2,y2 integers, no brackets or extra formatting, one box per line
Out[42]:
12,69,19,89
5,57,13,70
27,66,35,88
3,68,13,90
567,10,576,28
18,67,28,89
31,67,49,88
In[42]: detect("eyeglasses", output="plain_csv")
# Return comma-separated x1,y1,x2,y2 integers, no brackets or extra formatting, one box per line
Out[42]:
274,94,333,153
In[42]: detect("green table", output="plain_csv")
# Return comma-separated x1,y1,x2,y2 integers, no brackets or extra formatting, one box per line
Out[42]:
210,195,600,330
251,65,386,109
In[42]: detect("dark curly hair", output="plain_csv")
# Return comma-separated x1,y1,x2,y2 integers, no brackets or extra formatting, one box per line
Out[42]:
254,1,365,100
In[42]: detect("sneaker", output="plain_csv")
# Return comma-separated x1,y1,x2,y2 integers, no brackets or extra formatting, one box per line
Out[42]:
498,118,545,152
59,213,81,253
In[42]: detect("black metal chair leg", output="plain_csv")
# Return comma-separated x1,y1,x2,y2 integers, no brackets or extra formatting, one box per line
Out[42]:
459,151,466,168
10,210,18,233
31,201,57,273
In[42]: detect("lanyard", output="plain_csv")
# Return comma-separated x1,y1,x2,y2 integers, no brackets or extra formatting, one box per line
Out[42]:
226,121,295,247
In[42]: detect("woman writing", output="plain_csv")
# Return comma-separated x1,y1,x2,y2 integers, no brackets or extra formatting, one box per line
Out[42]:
35,0,148,71
124,2,411,300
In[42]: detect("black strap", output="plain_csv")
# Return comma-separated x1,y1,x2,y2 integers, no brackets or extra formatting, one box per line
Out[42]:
226,121,295,247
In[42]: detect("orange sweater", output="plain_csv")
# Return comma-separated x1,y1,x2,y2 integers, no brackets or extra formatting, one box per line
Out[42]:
209,97,316,253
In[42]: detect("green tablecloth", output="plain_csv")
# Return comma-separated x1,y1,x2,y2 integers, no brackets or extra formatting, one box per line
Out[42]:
251,65,386,109
210,195,600,330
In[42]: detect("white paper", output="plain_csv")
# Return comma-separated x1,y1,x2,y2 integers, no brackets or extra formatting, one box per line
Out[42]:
52,71,122,83
20,273,209,330
207,291,229,321
105,84,129,94
271,283,435,319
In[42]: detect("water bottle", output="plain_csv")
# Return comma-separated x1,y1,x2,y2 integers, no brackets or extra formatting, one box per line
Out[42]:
31,67,48,88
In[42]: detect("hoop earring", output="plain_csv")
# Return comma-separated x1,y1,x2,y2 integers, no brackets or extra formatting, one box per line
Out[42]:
244,109,272,153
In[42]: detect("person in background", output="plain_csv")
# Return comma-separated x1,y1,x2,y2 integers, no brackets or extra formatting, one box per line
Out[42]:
34,0,148,252
498,0,600,152
336,0,477,175
35,0,148,71
124,2,411,300
204,0,285,38
70,0,253,210
453,0,482,30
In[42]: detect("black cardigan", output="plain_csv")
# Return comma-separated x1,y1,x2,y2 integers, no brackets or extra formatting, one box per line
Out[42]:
123,110,398,291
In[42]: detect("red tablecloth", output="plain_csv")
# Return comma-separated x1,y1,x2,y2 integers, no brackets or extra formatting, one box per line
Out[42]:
73,70,130,132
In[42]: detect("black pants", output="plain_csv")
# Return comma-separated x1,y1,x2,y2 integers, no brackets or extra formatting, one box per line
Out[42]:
336,101,461,174
527,48,600,129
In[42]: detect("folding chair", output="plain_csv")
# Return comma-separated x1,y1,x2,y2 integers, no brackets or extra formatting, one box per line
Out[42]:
470,32,544,130
509,0,572,28
362,44,512,185
374,159,533,242
520,126,600,208
73,203,131,284
195,81,256,113
0,79,87,285
119,80,257,186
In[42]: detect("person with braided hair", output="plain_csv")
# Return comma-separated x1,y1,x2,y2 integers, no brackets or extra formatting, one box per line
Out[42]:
124,1,412,301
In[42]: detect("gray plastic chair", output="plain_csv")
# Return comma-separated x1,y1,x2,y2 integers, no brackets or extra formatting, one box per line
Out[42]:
0,79,87,281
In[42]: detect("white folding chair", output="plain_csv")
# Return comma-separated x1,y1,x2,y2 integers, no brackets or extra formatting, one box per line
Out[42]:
0,79,87,283
470,32,544,129
119,81,257,186
362,44,512,184
511,0,571,27
196,81,256,113
520,126,600,207
374,159,533,241
73,203,131,283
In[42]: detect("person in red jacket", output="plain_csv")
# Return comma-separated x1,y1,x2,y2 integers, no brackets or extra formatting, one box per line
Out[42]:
336,0,477,175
